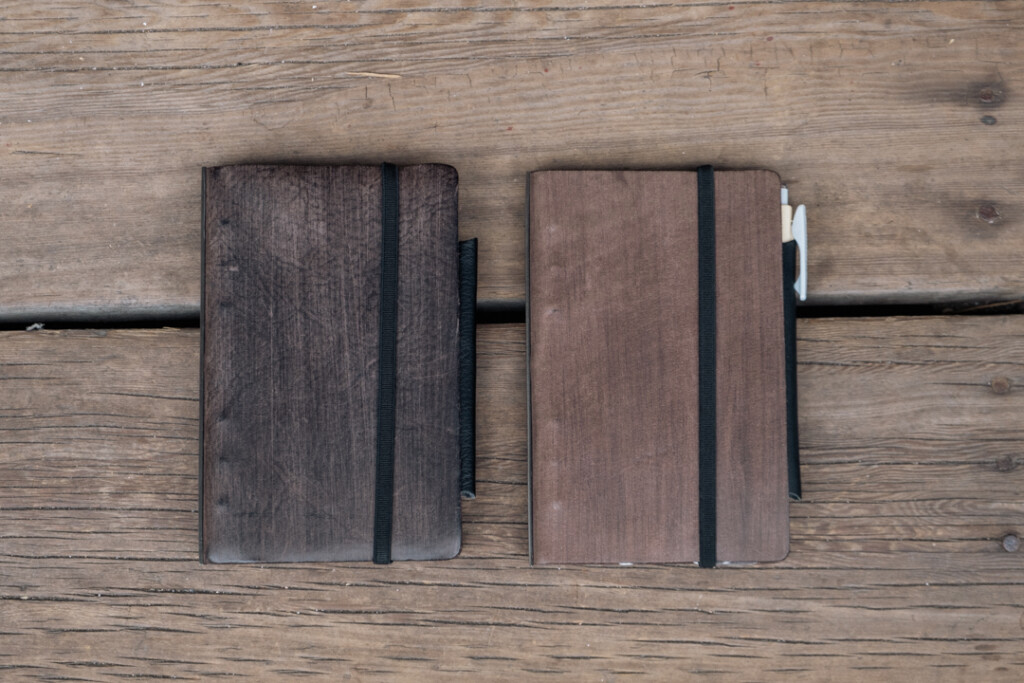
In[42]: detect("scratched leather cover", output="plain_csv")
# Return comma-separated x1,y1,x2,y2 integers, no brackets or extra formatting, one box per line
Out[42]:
202,164,461,563
528,170,789,565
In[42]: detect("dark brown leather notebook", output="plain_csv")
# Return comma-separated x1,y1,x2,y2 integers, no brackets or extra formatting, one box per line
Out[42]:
201,163,476,564
528,168,796,566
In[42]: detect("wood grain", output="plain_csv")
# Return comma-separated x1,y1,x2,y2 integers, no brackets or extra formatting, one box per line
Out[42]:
202,164,461,562
527,170,788,564
713,170,788,562
0,2,1023,320
3,319,1024,679
529,170,702,564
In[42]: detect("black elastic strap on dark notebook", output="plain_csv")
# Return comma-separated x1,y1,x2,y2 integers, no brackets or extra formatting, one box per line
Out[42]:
696,165,717,569
373,162,400,565
782,240,802,501
458,239,478,499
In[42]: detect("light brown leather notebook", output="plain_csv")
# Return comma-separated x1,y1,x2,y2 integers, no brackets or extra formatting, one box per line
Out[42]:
528,167,796,566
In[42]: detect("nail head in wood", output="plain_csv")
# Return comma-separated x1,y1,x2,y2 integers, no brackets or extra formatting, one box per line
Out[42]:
977,86,1004,105
975,204,1002,225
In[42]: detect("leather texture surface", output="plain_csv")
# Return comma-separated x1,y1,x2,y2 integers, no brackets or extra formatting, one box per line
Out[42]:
528,169,789,565
202,164,462,563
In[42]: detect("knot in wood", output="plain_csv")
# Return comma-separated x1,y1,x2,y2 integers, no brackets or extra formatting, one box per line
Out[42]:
990,376,1011,394
995,456,1017,473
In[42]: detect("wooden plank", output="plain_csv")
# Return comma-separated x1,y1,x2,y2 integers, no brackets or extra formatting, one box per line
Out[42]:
2,318,1024,679
1,2,1022,319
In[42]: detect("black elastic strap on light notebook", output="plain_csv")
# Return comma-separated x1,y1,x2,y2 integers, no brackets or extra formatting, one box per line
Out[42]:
782,240,802,500
373,162,400,565
458,239,478,499
696,165,717,569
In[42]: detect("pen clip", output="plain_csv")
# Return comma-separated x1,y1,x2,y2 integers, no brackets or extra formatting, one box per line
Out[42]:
792,204,807,301
781,187,808,302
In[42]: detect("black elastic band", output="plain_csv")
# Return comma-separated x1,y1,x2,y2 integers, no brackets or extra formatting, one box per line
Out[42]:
373,163,399,564
457,239,478,499
696,165,717,568
783,240,802,501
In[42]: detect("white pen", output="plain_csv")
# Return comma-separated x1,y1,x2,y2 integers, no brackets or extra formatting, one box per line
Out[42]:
781,186,808,301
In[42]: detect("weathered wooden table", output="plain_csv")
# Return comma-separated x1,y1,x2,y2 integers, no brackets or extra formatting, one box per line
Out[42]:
2,2,1022,680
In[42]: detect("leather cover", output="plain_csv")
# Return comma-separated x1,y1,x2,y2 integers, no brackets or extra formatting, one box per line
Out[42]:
528,169,791,565
201,164,468,563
